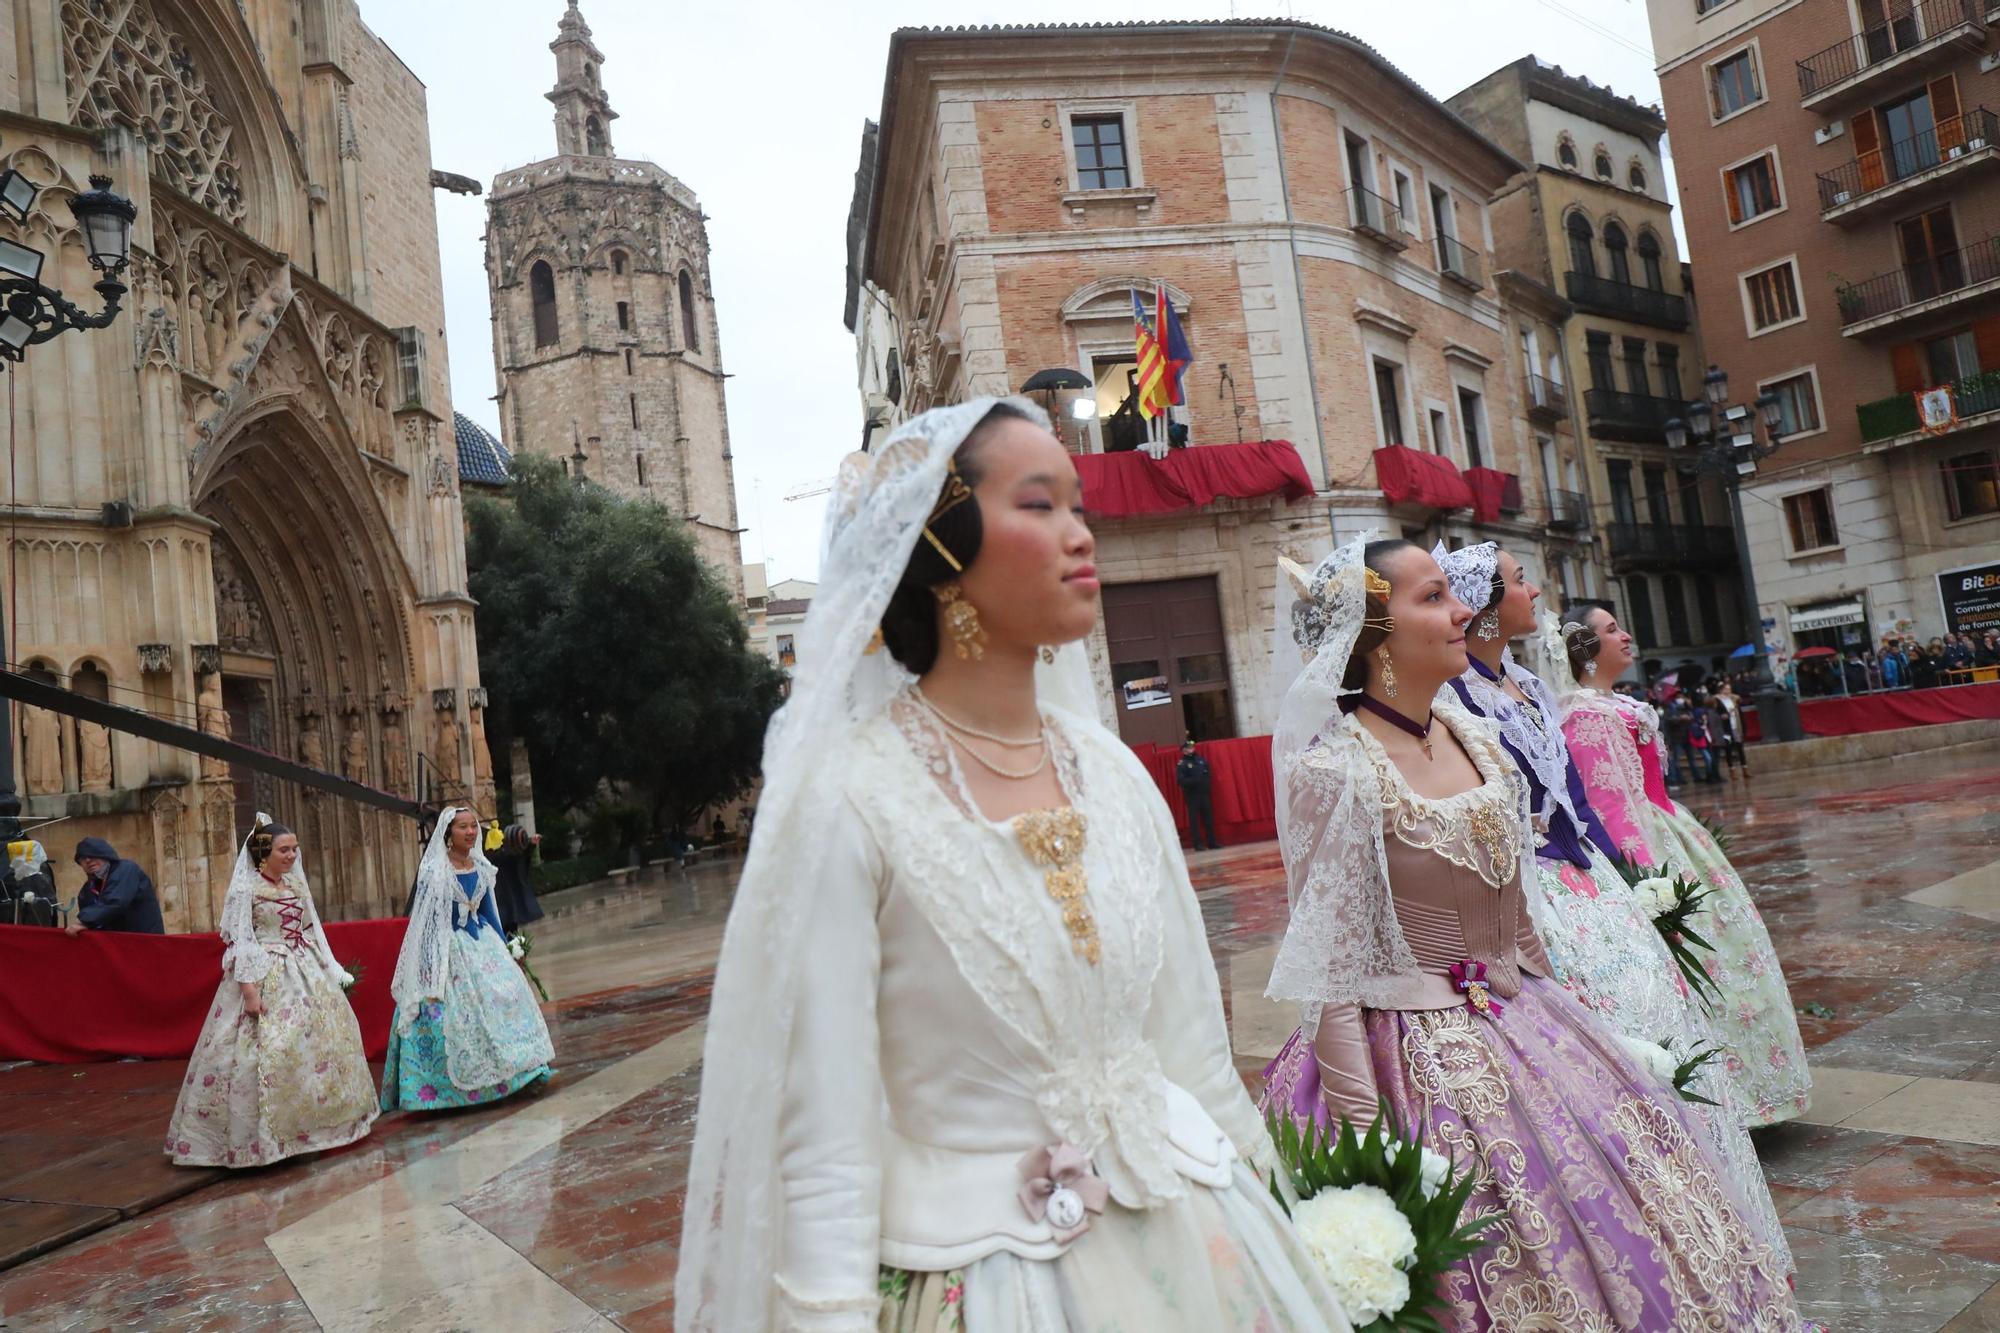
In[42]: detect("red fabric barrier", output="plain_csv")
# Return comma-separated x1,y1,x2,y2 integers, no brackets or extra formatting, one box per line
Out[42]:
1133,734,1277,847
1072,441,1313,518
0,917,407,1064
1796,680,2000,736
1373,446,1474,511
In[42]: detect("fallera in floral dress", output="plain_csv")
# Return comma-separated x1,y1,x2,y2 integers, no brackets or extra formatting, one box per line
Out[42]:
165,877,378,1167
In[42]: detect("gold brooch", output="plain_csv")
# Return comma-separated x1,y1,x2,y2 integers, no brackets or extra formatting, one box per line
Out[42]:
1016,808,1098,965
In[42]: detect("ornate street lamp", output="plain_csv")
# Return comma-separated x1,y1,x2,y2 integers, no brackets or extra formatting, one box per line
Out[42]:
1662,363,1804,742
0,165,136,841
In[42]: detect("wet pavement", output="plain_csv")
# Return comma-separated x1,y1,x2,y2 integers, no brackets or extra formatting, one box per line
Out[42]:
2,741,1996,1331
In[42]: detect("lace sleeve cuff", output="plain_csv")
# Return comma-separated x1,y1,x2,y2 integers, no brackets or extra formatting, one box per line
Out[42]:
774,1276,880,1332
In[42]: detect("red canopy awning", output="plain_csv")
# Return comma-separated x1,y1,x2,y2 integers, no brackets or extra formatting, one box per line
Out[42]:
1374,446,1474,511
1072,441,1315,519
1462,467,1522,524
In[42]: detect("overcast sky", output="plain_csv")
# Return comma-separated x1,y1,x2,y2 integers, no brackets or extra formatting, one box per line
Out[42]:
356,0,1668,584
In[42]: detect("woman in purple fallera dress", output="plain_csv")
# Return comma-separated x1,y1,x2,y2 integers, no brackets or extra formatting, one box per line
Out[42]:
1260,535,1801,1330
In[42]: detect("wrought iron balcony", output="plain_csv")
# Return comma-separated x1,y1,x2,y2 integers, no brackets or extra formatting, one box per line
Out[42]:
1583,387,1684,440
1836,229,2000,334
1547,488,1590,531
1797,0,1985,111
1524,373,1568,420
1606,522,1739,567
1435,234,1484,290
1817,107,2000,220
1563,270,1689,330
1347,186,1409,250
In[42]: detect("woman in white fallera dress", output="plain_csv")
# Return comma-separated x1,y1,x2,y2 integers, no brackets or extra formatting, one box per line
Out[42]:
675,399,1351,1332
165,816,377,1167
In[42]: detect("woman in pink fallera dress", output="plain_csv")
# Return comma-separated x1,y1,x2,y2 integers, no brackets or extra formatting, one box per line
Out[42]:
1556,608,1812,1126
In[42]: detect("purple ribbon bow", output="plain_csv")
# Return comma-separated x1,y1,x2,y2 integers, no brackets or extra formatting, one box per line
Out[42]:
1016,1143,1110,1244
1450,959,1505,1018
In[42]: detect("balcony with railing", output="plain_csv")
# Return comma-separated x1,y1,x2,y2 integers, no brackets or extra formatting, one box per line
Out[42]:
1548,488,1590,531
1836,229,2000,335
1796,0,1985,111
1856,366,2000,445
1563,270,1690,329
1435,234,1484,290
1347,186,1409,250
1817,107,2000,220
1584,387,1684,440
1606,522,1739,568
1525,373,1568,421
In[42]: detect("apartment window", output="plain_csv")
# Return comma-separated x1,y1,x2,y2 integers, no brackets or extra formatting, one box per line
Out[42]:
1624,575,1658,649
1879,85,1944,182
1072,114,1130,190
1924,328,1978,386
776,634,797,668
1643,463,1673,529
1765,371,1822,435
1944,448,2000,521
1783,487,1838,551
1683,479,1708,528
1586,331,1616,389
1566,212,1595,277
616,300,630,331
1374,359,1406,446
1604,222,1632,285
1661,574,1693,646
1694,577,1724,643
1345,132,1372,197
1458,388,1486,468
1637,230,1665,290
1898,206,1962,304
530,260,559,348
1623,338,1651,397
629,392,640,428
1428,407,1449,456
1594,149,1614,180
1392,168,1417,236
1708,47,1762,119
1744,260,1802,330
1724,152,1782,224
1657,343,1682,399
1628,160,1647,190
1557,135,1578,170
625,348,635,375
1607,458,1637,526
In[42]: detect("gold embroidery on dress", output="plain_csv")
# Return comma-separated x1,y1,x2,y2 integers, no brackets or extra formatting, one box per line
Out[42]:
1015,808,1099,965
1357,709,1523,888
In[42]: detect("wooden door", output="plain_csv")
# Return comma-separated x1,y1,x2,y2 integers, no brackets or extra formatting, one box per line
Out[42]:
1101,576,1235,748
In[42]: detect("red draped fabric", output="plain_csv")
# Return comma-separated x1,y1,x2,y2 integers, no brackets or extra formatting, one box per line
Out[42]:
1461,468,1520,524
1796,681,2000,736
1072,441,1313,518
0,917,407,1064
1373,446,1474,510
1132,734,1277,846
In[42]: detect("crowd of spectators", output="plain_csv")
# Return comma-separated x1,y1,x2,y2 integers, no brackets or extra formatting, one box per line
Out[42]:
1788,629,2000,698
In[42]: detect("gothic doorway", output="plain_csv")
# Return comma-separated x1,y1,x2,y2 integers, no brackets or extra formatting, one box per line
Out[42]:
222,676,278,843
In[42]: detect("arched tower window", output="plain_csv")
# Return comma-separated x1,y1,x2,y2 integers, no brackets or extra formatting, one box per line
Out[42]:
1557,135,1578,170
1628,160,1647,191
1603,222,1631,286
679,270,701,352
1594,149,1614,179
1565,212,1595,277
610,250,627,277
531,261,559,348
585,115,607,156
1636,229,1665,291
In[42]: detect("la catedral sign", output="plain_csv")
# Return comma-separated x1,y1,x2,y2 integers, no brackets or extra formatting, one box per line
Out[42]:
1939,560,2000,637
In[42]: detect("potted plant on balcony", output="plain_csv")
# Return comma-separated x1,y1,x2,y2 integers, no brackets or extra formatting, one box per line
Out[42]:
1832,273,1864,321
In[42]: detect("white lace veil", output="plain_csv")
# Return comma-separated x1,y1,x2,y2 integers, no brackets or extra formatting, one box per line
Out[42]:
675,397,1097,1331
217,812,344,985
389,805,494,1031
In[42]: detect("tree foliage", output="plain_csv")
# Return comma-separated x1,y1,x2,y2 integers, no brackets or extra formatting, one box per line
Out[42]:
466,455,785,830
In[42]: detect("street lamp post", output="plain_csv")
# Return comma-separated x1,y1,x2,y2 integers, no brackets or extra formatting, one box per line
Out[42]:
1663,363,1804,743
0,165,138,840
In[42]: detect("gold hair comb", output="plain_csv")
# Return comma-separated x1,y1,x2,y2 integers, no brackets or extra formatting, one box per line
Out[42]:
1364,567,1391,598
921,459,974,572
1363,565,1395,633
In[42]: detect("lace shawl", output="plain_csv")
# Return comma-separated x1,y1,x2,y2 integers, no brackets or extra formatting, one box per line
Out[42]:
389,806,498,1034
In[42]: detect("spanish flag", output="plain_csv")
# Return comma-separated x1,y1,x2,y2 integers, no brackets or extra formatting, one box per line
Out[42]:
1133,289,1170,419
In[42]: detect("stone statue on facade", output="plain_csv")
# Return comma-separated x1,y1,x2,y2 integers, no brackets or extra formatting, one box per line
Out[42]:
22,706,66,795
78,722,113,793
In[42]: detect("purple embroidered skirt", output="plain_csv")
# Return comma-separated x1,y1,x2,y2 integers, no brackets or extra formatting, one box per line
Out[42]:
1261,976,1801,1331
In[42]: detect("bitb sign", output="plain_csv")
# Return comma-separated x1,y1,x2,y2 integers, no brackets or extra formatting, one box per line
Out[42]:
1939,561,2000,637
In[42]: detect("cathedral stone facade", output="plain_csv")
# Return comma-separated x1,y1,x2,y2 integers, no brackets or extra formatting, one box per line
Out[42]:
485,3,744,596
0,0,493,929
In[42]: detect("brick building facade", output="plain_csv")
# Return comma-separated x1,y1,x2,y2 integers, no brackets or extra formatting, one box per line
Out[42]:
485,2,744,597
847,22,1599,743
1648,0,2000,662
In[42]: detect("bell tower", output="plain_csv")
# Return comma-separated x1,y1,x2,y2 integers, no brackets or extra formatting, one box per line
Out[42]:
548,1,617,158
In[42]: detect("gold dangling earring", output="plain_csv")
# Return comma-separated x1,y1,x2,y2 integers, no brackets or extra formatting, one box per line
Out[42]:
934,582,986,660
1039,645,1057,665
1378,646,1398,698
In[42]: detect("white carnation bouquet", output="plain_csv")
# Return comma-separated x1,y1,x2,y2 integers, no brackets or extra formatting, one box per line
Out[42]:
1267,1106,1499,1331
1617,862,1721,1010
506,930,550,1002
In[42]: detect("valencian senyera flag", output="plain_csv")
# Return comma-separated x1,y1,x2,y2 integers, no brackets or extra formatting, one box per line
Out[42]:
1131,285,1193,419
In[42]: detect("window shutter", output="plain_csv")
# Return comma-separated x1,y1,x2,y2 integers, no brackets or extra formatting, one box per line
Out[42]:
1891,340,1923,394
1724,168,1744,224
1852,110,1884,191
1931,75,1965,152
1974,316,2000,374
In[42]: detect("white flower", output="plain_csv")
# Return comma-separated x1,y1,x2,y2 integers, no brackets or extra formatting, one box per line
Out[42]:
1384,1140,1452,1201
337,969,357,988
508,938,526,960
1616,1034,1678,1084
1633,876,1676,918
1292,1184,1417,1325
20,891,35,904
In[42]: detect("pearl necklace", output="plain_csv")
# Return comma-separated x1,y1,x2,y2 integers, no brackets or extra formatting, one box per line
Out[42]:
915,688,1052,781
